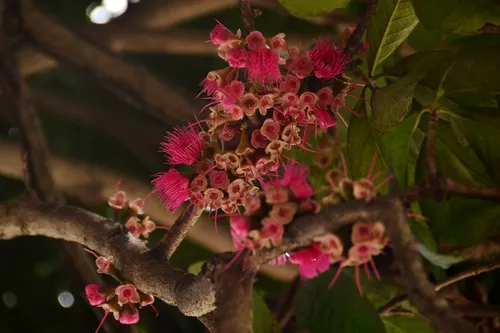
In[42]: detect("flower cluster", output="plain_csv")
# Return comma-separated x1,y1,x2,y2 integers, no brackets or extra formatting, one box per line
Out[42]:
152,22,366,221
108,181,166,243
85,283,156,329
229,163,319,254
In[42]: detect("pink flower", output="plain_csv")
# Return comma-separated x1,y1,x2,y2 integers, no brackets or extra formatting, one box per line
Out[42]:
125,217,144,238
108,180,127,210
115,284,140,306
314,108,337,132
289,243,331,279
264,186,289,204
128,198,145,215
262,222,284,246
228,47,249,68
228,104,244,120
300,92,318,107
228,179,247,200
269,202,298,224
85,284,106,306
245,31,266,51
242,195,261,215
240,93,260,116
251,129,268,149
269,33,287,51
230,215,250,238
199,77,218,97
210,21,237,45
247,48,281,84
152,169,190,212
258,94,275,116
353,179,374,199
283,74,300,93
190,175,208,192
119,305,140,325
309,37,349,79
141,216,156,238
204,188,224,209
161,126,204,166
277,163,314,200
96,256,113,274
209,170,230,189
316,87,334,107
285,48,312,79
261,119,281,141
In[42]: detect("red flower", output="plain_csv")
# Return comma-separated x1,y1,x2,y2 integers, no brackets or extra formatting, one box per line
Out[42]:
209,170,230,189
228,47,249,68
309,37,350,80
118,304,140,325
161,126,204,166
247,48,281,84
152,169,190,212
313,108,337,132
115,284,140,306
85,284,106,306
289,243,331,279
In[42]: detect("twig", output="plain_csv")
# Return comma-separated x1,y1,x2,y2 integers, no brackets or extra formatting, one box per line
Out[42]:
154,205,204,259
19,0,196,125
344,0,379,58
426,109,438,178
238,0,255,35
379,259,500,318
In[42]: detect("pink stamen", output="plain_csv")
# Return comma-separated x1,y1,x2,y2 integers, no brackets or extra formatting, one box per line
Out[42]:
355,265,364,296
367,151,378,179
198,100,219,115
83,248,99,258
363,261,372,280
334,110,348,127
369,257,381,281
94,311,109,333
372,174,394,194
154,225,170,230
339,151,349,179
328,264,344,289
341,104,360,117
225,247,246,271
149,304,159,317
371,172,382,181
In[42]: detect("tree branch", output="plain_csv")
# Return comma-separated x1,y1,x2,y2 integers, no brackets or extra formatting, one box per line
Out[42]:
344,0,379,57
0,142,298,282
19,0,196,124
0,201,216,317
154,205,204,259
378,261,500,316
239,0,255,34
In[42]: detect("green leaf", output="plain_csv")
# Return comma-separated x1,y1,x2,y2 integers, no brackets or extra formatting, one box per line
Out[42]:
379,112,422,188
383,316,436,333
415,121,500,246
443,46,500,94
253,291,281,333
277,0,350,18
347,101,388,192
187,261,205,275
371,71,423,133
367,0,419,75
412,0,500,36
294,272,385,333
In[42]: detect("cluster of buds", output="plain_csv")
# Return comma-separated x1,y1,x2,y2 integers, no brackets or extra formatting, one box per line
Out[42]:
152,21,367,222
108,180,166,243
85,283,156,329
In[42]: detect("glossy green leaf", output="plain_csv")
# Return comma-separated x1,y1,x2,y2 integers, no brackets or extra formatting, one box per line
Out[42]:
443,46,500,94
347,101,388,192
367,0,419,75
412,0,500,36
371,71,423,133
278,0,350,18
379,113,422,188
253,291,281,333
383,316,436,333
294,272,385,333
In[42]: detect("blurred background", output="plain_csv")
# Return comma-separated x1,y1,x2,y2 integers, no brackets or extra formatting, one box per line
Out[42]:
0,0,422,332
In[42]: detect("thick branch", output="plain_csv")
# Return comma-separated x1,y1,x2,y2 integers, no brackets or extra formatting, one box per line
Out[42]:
378,261,500,316
0,201,216,317
239,0,255,34
383,199,477,333
19,0,196,124
0,142,298,282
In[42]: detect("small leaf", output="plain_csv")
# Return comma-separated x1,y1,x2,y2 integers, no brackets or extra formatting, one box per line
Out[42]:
412,0,500,36
253,291,281,333
187,261,205,275
379,112,422,188
347,100,388,193
383,316,436,333
371,71,423,133
294,272,385,333
367,0,419,75
278,0,350,18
